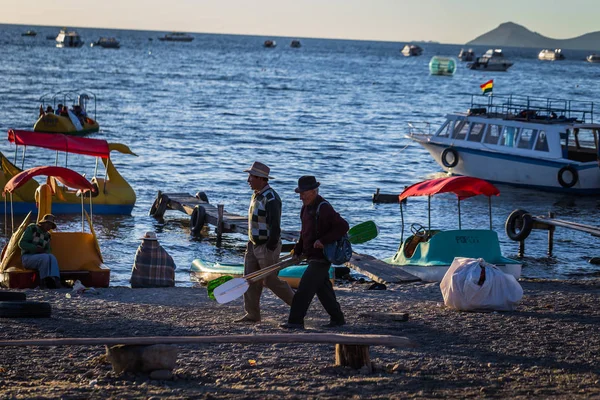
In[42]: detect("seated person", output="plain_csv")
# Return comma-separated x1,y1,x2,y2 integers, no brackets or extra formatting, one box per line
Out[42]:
55,104,63,115
130,231,176,288
45,105,54,114
18,214,62,289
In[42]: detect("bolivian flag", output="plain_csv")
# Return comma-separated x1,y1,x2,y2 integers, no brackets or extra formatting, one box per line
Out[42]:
480,79,493,95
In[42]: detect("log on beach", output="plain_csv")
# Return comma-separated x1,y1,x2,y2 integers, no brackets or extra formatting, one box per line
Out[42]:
0,279,598,399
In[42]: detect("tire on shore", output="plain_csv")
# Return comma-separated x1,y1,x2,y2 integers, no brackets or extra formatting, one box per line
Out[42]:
0,301,51,318
0,292,27,301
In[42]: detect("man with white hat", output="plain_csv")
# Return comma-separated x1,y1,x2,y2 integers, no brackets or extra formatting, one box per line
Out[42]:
235,161,295,323
19,214,62,289
130,231,176,288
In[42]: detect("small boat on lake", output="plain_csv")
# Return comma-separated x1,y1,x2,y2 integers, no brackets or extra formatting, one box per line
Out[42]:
0,166,110,289
401,44,423,56
587,54,600,63
90,37,120,49
383,176,522,282
264,40,277,48
467,49,513,71
21,30,37,37
158,32,194,42
290,39,301,48
406,93,600,194
1,129,137,215
55,28,84,48
458,48,475,61
538,49,565,61
191,259,333,288
34,91,99,135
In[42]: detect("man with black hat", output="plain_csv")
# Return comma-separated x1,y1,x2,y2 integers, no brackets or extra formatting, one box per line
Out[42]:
18,214,62,289
281,176,348,329
235,161,295,323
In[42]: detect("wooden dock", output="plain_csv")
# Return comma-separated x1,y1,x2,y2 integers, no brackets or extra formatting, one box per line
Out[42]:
151,191,420,283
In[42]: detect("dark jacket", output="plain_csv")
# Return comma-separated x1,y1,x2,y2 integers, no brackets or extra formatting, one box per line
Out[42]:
293,195,349,260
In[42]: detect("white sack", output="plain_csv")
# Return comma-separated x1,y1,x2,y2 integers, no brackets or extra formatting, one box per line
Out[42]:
440,257,523,311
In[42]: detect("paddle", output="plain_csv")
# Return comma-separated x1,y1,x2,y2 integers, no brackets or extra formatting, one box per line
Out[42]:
211,220,379,304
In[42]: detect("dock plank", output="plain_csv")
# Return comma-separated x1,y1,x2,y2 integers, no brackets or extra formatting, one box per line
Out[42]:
345,254,420,284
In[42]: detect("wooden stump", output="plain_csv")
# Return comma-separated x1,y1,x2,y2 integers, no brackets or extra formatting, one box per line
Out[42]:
335,344,372,373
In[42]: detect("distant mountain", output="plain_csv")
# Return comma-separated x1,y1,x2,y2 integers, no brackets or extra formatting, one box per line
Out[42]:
466,22,600,51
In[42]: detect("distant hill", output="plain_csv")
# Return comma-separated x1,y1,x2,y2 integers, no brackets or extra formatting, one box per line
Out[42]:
466,22,600,51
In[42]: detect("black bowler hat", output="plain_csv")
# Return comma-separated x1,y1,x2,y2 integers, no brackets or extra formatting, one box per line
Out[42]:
295,176,320,193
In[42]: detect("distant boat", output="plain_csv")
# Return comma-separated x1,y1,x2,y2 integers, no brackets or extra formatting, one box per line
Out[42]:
158,32,194,42
264,40,276,48
290,39,301,48
467,49,513,71
90,37,120,49
458,48,475,62
401,44,423,57
21,30,37,37
587,54,600,63
55,28,84,48
538,49,565,61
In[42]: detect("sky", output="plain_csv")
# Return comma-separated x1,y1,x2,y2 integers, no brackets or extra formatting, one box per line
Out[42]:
2,0,599,44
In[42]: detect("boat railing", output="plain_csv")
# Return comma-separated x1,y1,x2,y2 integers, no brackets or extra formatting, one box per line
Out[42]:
469,94,595,124
407,121,433,136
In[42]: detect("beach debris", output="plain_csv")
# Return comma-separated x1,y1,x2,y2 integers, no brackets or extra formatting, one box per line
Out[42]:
248,359,257,367
71,280,98,296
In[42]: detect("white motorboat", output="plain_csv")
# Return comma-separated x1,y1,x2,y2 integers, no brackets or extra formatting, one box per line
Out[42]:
458,48,475,62
158,32,194,42
406,94,600,194
401,44,423,57
538,49,565,61
467,49,513,71
587,54,600,63
91,37,120,49
56,28,84,48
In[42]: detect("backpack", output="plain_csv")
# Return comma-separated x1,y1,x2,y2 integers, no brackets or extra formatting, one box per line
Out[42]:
316,201,352,265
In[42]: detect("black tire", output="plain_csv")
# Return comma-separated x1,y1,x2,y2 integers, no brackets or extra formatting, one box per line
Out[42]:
0,301,51,318
505,209,534,241
0,292,26,301
190,205,207,236
150,194,169,219
441,148,459,168
557,166,578,188
195,191,209,202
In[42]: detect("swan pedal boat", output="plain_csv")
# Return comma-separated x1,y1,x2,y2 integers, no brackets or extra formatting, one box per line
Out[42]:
191,259,334,288
0,166,109,289
383,176,522,282
1,129,136,215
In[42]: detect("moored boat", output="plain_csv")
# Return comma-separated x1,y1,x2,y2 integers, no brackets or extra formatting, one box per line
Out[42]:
406,93,600,194
264,40,277,48
458,48,475,61
22,30,37,37
1,129,137,215
538,49,565,61
34,91,99,135
290,39,301,48
191,259,333,288
383,177,522,282
158,32,194,42
0,166,110,289
587,54,600,63
401,44,423,56
467,49,513,71
91,37,120,49
56,28,84,48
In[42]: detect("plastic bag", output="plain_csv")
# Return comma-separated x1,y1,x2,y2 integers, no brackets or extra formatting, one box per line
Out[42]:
440,257,523,311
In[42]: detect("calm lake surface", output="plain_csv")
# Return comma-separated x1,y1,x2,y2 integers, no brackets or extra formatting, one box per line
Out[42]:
1,24,600,285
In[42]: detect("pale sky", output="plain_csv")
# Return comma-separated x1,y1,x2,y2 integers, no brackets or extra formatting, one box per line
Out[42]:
2,0,599,44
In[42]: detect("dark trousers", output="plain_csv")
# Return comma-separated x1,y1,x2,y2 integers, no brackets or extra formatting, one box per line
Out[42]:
288,259,344,324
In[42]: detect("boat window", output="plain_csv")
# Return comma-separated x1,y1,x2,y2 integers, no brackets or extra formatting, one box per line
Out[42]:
517,128,538,149
500,126,519,147
437,120,453,138
573,128,597,151
467,123,485,142
452,120,469,140
534,131,549,152
483,124,502,144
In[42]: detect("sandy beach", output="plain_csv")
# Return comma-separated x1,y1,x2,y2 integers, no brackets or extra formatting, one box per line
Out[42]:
0,278,599,399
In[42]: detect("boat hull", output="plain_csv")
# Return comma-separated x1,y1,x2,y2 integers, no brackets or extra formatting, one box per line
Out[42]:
467,62,513,71
417,141,600,194
34,114,99,135
191,259,334,288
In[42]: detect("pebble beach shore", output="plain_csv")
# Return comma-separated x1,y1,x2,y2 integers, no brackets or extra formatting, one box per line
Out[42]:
0,278,599,399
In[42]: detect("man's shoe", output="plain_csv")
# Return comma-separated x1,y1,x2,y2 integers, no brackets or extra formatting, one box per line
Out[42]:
321,320,345,328
279,322,305,330
234,315,260,323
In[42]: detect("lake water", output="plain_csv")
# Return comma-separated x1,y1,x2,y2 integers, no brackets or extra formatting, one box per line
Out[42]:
1,24,600,285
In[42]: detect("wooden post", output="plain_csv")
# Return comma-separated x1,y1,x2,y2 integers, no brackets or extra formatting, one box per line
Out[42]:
518,240,525,258
335,344,372,372
547,211,555,257
216,204,224,246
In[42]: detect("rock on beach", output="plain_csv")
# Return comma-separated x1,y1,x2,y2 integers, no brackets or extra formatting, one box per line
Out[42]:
0,279,598,399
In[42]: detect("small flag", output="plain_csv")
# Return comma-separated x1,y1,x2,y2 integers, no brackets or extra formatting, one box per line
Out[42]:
480,79,493,95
